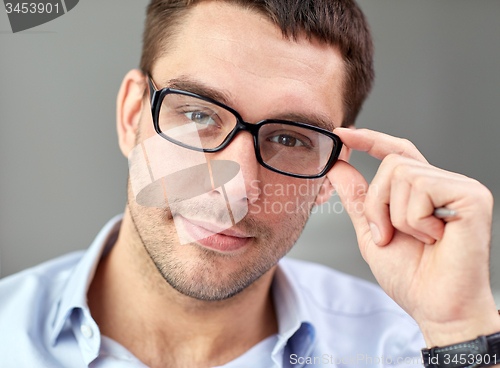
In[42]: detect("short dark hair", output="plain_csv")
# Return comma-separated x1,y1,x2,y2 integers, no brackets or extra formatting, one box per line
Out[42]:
140,0,374,127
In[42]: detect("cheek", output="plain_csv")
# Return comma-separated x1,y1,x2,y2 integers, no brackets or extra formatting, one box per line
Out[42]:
136,106,158,144
250,178,321,219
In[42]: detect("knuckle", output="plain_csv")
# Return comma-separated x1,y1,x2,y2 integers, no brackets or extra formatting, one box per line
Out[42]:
400,138,418,156
380,153,402,171
401,138,416,149
389,203,406,229
386,153,401,163
407,214,419,229
392,163,409,179
472,181,494,205
412,175,431,191
391,214,406,230
350,185,367,203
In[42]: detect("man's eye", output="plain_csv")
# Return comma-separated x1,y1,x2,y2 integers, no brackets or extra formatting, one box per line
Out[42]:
184,111,218,126
269,134,304,147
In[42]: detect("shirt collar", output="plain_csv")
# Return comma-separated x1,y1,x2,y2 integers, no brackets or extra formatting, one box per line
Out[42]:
49,214,123,362
271,260,317,367
48,214,315,366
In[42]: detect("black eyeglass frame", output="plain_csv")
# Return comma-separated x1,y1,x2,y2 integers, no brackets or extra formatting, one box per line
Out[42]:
147,76,343,179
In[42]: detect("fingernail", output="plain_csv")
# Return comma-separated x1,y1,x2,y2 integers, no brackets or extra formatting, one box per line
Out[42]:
369,222,381,245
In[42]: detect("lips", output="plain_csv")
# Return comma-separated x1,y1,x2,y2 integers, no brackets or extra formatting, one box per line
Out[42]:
177,215,251,252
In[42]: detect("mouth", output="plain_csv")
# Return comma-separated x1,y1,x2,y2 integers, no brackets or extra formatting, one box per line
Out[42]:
177,215,252,252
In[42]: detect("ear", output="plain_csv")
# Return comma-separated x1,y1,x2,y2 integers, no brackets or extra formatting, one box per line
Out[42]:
314,126,354,206
117,69,148,158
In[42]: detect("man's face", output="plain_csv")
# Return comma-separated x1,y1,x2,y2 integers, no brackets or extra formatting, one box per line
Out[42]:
126,1,346,301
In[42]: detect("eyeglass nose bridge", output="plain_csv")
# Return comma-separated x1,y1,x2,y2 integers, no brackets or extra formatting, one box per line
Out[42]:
215,119,290,180
215,118,262,153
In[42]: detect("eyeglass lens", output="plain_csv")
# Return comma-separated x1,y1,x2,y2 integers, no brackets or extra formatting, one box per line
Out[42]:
158,93,336,176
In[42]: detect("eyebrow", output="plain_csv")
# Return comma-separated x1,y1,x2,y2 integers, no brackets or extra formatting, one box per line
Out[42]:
272,112,336,132
158,76,233,107
157,76,337,132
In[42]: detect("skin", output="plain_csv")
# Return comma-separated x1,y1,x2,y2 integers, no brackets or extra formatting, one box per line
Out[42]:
88,1,500,367
89,2,348,368
328,130,500,347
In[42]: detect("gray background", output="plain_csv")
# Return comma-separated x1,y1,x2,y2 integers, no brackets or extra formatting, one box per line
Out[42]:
1,1,500,299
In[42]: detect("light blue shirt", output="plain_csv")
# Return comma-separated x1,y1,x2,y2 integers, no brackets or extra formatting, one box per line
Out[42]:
0,215,425,367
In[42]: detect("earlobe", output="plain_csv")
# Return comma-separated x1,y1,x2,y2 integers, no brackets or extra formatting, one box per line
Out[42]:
117,69,148,158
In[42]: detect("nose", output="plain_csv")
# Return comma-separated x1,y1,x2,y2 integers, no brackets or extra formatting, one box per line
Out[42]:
207,130,261,206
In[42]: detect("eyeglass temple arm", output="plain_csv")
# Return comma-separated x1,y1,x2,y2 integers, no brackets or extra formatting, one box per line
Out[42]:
145,74,159,103
139,71,160,120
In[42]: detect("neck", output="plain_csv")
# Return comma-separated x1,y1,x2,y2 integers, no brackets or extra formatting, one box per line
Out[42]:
88,208,278,368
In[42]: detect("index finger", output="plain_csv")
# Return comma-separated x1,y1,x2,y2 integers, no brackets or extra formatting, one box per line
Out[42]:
334,128,428,163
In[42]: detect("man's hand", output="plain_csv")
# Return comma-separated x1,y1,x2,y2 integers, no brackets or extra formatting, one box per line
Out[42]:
327,128,500,347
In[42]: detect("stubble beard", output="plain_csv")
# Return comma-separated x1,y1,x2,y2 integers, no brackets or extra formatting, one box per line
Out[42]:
126,180,314,301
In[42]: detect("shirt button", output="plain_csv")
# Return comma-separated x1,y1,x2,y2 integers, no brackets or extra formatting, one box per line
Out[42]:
81,324,93,338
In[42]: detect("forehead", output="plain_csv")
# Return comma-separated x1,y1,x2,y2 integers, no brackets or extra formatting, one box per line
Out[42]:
152,1,345,127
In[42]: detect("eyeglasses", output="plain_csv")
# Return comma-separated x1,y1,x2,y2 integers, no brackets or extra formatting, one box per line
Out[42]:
147,76,343,179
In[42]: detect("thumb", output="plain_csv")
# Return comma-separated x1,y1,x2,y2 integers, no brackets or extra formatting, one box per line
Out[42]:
326,160,372,246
